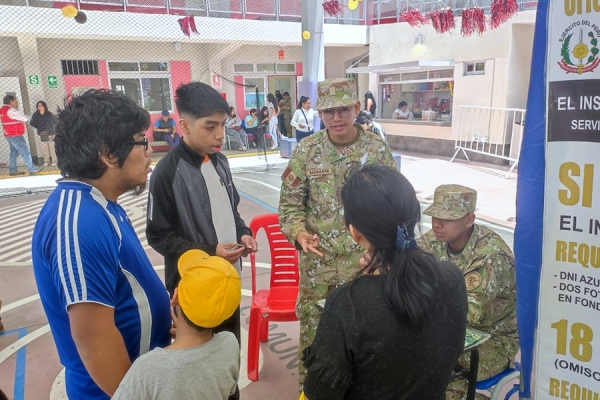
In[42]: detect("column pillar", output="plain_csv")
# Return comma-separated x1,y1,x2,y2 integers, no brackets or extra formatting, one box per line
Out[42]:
299,0,325,130
17,35,46,165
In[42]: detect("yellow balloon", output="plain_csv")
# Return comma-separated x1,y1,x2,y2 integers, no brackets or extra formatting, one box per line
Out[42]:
302,30,311,40
61,5,78,18
348,0,359,11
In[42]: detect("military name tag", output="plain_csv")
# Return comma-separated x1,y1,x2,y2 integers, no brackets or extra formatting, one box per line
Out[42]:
307,168,333,177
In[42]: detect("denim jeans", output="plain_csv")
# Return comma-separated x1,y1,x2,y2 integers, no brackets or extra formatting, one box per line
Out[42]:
165,134,181,149
5,135,36,173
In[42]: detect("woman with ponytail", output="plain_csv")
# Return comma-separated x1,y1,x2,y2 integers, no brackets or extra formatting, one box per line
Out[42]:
301,165,468,400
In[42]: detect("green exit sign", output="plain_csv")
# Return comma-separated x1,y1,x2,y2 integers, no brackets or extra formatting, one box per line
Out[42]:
47,76,58,89
28,75,40,88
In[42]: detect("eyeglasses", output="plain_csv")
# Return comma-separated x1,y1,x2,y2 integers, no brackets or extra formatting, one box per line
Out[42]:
321,107,353,120
125,137,149,151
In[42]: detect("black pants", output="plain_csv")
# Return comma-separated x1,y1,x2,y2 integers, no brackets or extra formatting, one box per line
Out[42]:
278,114,287,137
246,127,259,147
213,307,241,400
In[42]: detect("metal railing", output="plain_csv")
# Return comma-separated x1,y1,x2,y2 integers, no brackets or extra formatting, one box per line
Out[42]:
372,0,538,24
0,0,539,24
451,105,525,178
2,0,368,24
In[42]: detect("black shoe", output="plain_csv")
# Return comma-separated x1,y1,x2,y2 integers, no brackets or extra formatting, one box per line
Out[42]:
9,171,25,176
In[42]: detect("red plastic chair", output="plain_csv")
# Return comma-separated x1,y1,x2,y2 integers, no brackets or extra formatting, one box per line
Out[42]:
247,213,300,381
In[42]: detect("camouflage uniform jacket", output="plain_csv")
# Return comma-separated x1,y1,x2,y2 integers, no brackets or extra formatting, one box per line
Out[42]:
418,224,519,375
278,125,395,292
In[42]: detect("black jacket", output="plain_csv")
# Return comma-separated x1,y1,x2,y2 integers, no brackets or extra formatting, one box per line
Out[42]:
146,140,252,293
30,111,55,135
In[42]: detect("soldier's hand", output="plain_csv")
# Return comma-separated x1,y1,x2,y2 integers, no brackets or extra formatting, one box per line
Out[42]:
216,242,245,264
296,232,323,257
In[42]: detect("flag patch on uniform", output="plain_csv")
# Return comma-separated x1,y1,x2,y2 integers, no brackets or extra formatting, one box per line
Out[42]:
282,167,302,188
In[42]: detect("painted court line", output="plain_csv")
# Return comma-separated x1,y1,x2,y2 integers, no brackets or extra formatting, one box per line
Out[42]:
0,325,51,364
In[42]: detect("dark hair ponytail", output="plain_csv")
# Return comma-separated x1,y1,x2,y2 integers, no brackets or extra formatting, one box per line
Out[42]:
267,93,278,113
342,165,439,329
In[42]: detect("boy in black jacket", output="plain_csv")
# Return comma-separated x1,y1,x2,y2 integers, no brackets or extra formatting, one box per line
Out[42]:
146,82,258,400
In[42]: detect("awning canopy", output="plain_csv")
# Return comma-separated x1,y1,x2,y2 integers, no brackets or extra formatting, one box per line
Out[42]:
346,60,454,74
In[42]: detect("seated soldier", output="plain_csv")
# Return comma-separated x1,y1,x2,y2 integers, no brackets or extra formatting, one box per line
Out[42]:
417,184,519,400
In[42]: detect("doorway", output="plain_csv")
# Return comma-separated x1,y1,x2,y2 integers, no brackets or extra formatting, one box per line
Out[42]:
267,76,297,107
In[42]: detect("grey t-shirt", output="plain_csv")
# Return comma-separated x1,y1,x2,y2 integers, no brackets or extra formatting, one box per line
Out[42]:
112,332,239,400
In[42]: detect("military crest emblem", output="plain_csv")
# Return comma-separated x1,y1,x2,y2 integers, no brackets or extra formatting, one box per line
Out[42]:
558,26,599,75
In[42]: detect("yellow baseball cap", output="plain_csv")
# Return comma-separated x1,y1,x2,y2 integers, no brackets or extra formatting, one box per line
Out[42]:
177,250,242,329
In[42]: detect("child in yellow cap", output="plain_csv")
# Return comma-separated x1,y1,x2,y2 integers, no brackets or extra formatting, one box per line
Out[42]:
112,250,242,400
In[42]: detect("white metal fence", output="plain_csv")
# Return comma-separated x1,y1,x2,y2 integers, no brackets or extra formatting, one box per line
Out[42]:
451,105,526,178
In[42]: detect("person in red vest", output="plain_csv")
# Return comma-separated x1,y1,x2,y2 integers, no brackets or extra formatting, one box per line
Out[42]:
1,94,40,176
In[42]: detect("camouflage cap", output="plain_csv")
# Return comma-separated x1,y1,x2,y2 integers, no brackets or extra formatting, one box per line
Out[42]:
315,78,359,111
423,184,477,220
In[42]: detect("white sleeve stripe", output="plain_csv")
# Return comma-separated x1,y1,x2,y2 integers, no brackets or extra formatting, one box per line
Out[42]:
121,268,152,355
72,190,87,301
56,190,72,304
63,190,80,303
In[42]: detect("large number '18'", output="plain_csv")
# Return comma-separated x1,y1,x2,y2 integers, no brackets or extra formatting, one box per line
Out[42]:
551,319,593,362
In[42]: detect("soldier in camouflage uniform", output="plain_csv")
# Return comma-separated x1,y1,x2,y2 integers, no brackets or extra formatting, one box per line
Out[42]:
417,184,519,400
278,77,396,390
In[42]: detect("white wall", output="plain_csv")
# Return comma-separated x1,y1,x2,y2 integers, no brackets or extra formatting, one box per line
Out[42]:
0,37,23,77
324,46,368,78
0,5,367,46
506,24,535,109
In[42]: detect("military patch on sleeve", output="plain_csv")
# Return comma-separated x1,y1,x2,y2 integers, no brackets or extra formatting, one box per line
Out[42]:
465,272,482,291
282,167,302,188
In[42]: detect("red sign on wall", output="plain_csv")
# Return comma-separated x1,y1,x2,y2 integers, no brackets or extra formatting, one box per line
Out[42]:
278,49,285,61
212,74,221,87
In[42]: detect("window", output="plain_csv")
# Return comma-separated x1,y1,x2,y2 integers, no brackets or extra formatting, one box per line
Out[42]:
401,72,428,81
430,70,454,79
465,62,485,75
379,74,401,83
276,63,295,73
256,63,276,72
108,62,139,72
244,78,265,109
140,62,169,72
234,64,254,73
141,78,172,111
111,79,142,107
108,61,172,112
61,60,99,75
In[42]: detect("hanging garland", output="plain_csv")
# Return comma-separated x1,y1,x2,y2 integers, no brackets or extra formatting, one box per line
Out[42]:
430,8,455,34
400,8,429,27
489,0,518,29
178,15,198,37
461,7,486,36
323,1,345,17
